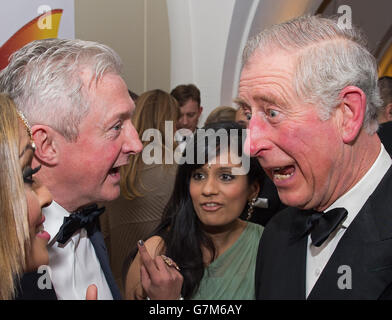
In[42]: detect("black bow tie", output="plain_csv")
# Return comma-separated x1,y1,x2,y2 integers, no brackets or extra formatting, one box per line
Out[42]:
303,207,348,247
56,204,105,244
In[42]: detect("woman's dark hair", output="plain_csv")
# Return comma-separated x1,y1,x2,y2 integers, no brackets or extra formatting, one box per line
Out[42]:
122,121,265,298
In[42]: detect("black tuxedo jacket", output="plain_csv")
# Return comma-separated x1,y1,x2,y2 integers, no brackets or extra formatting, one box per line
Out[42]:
378,122,392,156
255,165,392,299
16,222,122,300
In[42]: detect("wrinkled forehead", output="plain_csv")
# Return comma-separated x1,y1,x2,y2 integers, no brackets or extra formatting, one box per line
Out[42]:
239,49,297,101
242,47,296,77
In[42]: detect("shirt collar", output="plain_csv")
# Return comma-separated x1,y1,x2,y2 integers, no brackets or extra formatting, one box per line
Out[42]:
327,144,392,228
43,200,70,244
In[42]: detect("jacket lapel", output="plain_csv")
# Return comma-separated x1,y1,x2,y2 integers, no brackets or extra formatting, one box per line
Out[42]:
89,225,122,300
284,235,308,299
257,207,308,299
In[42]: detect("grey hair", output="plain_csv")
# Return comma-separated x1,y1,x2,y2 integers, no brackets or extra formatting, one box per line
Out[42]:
0,38,123,141
242,15,383,134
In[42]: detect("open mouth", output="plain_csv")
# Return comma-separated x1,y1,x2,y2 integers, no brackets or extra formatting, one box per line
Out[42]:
35,217,50,241
108,166,120,176
201,202,223,211
272,165,295,181
203,202,221,207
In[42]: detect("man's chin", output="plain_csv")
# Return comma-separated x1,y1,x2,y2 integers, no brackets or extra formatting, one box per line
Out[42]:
100,186,121,203
277,189,309,209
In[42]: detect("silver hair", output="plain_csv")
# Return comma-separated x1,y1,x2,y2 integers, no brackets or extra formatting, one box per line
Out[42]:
242,15,383,134
0,38,123,141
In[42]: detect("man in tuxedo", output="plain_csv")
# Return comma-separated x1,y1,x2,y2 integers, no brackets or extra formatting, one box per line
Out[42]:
237,15,392,299
377,76,392,155
0,39,143,299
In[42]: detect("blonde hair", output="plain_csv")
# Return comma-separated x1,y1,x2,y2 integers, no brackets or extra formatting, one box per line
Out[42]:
0,94,30,299
120,89,179,199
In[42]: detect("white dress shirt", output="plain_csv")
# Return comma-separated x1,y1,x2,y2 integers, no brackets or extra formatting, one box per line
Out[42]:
43,201,113,300
306,144,392,298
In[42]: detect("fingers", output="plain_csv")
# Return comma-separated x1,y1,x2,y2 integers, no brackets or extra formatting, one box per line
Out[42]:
86,284,98,300
138,240,167,285
138,240,158,273
140,264,151,289
155,255,176,274
161,255,180,271
137,239,183,300
143,257,184,300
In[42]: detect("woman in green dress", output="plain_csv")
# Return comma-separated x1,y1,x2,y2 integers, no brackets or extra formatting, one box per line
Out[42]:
125,121,265,300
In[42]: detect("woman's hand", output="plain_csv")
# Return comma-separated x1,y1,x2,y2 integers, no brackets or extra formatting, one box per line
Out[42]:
138,240,183,300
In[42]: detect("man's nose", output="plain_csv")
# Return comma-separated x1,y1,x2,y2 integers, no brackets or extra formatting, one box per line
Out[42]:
244,114,271,157
182,116,188,125
123,122,143,155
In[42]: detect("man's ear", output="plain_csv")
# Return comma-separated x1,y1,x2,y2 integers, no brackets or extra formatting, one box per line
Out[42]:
198,106,203,116
338,86,366,144
31,125,60,165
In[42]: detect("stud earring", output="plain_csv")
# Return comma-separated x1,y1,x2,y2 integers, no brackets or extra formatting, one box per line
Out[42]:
246,197,257,220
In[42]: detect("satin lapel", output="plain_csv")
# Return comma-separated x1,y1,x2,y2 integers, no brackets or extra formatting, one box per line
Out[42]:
89,226,123,300
308,166,392,299
257,207,308,299
286,208,311,299
284,232,308,299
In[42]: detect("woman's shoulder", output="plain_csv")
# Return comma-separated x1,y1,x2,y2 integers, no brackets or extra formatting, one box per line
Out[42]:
244,221,264,239
245,221,264,237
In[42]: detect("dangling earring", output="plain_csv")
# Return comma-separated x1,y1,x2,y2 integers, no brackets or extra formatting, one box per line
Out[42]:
246,197,257,220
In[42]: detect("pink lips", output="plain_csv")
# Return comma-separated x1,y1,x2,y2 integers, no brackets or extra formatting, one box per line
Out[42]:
36,215,50,242
37,230,51,241
201,203,223,212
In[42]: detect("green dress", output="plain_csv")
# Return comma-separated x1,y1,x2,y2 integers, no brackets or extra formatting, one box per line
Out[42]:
191,222,264,300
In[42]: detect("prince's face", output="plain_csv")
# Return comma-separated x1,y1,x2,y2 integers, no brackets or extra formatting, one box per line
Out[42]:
238,50,344,211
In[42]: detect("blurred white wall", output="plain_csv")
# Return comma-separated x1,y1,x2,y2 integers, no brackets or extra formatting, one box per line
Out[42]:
166,0,322,125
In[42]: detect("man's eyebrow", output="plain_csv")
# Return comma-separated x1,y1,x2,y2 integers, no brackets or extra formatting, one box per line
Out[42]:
104,109,132,125
19,144,34,158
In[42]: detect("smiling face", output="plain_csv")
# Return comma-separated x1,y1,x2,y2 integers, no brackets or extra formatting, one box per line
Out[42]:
55,72,143,210
19,122,52,271
189,150,259,230
238,50,344,211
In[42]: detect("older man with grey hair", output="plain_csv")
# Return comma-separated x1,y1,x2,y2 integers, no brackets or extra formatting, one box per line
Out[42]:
237,15,392,299
0,38,143,299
